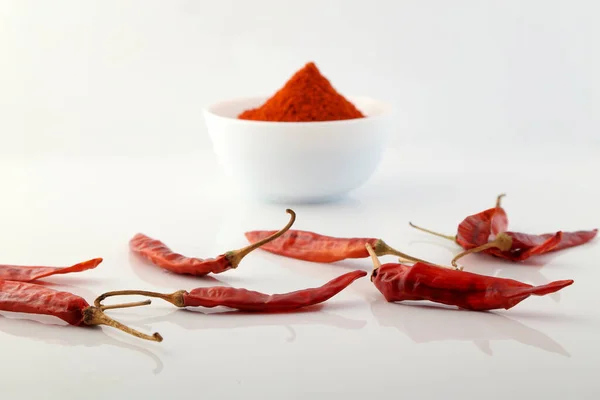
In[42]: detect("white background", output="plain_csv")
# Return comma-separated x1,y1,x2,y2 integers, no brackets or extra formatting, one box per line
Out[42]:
1,0,599,158
1,1,599,399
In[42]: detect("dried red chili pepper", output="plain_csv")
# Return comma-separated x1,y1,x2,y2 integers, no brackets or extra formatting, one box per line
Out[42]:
244,229,432,264
410,194,597,267
0,279,162,342
94,270,367,313
365,244,574,311
130,209,296,276
0,258,102,282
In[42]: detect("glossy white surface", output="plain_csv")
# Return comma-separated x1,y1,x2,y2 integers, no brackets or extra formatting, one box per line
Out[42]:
204,96,391,203
2,1,600,398
1,146,598,399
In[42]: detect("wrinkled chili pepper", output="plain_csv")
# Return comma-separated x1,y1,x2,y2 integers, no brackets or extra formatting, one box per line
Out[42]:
130,209,296,276
410,194,597,267
244,229,432,264
94,270,367,313
364,244,574,311
0,258,102,282
0,279,162,342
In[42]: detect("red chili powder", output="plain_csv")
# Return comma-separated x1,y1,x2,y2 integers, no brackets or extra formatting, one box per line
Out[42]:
238,62,365,122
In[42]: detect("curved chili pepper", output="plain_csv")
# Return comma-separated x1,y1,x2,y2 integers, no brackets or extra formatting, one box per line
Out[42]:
0,258,103,282
94,270,367,313
0,280,162,342
410,194,597,266
244,229,431,264
364,244,573,311
130,209,296,276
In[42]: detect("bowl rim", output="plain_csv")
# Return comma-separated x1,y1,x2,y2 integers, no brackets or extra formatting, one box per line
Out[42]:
203,95,393,126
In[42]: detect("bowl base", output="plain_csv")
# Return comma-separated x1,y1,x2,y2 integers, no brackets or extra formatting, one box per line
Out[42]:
250,193,349,205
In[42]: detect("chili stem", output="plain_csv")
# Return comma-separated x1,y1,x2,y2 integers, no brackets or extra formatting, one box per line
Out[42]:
374,240,434,264
100,300,152,311
496,193,506,208
227,209,296,268
408,222,457,242
365,243,381,281
376,239,460,270
83,306,163,342
397,257,415,263
95,290,186,308
451,233,513,267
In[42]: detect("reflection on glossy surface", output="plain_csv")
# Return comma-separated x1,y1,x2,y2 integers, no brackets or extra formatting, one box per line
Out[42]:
133,307,367,343
0,314,164,373
370,299,569,357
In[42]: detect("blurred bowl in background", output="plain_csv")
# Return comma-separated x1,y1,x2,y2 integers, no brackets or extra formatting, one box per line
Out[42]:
203,96,392,204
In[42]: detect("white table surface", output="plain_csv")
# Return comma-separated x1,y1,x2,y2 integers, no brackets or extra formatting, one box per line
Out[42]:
1,144,598,399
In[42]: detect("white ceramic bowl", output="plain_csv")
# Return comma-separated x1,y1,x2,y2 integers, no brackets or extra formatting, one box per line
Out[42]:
203,96,392,203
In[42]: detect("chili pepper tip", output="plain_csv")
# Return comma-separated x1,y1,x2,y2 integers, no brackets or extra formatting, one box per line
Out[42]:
152,333,164,342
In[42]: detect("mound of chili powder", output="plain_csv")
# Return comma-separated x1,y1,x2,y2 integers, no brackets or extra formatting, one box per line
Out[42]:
238,62,365,122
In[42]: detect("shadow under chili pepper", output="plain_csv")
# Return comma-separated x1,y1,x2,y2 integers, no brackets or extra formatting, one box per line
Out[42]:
484,248,567,268
130,307,367,343
0,314,164,374
369,298,570,357
511,249,579,268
